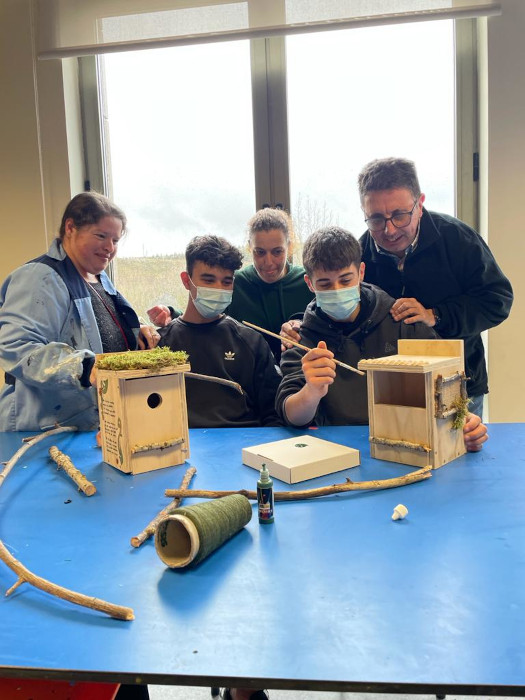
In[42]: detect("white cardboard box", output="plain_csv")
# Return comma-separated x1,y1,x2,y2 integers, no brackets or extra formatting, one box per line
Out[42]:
242,434,360,484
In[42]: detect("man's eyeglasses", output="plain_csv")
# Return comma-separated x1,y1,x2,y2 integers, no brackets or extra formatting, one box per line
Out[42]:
365,200,419,232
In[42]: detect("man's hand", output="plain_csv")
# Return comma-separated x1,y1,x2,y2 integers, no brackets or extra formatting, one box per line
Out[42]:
147,304,172,327
390,297,436,326
138,324,161,350
280,319,302,351
463,412,488,452
301,341,336,398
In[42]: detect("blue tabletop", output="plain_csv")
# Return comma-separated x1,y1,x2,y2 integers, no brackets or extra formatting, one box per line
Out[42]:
0,424,524,694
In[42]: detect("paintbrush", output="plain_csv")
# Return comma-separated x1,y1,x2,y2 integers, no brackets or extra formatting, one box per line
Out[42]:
242,320,365,376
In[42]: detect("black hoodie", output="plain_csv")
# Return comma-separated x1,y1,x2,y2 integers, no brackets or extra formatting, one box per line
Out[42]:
276,283,436,426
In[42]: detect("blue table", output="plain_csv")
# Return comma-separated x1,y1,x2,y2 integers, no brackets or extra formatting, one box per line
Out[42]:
0,424,524,695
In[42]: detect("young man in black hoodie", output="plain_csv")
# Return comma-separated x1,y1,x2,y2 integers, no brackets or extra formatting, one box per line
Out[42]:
158,234,282,429
276,226,487,451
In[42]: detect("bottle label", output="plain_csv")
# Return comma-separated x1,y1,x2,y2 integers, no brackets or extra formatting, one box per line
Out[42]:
258,486,274,521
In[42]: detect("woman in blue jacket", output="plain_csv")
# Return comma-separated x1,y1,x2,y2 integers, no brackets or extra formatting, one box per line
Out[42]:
0,192,158,431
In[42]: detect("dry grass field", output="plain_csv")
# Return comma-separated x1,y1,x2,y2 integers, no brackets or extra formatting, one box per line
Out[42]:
114,255,188,322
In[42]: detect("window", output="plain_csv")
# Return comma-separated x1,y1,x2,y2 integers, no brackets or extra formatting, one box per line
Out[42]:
86,19,476,318
100,41,255,316
286,20,455,241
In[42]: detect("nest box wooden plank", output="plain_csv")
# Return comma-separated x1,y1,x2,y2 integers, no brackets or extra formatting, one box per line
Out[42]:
97,364,191,475
358,339,467,469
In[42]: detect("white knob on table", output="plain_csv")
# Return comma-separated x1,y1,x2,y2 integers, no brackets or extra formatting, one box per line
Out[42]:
392,503,408,520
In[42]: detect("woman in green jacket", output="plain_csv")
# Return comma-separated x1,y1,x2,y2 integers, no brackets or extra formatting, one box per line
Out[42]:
148,208,314,362
226,207,313,361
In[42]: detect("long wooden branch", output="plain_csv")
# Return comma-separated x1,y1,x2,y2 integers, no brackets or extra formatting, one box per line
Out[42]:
165,465,432,501
0,427,134,621
131,466,197,548
0,540,134,620
48,445,97,496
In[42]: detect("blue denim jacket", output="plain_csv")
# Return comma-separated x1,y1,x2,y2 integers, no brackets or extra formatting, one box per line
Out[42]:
0,239,139,431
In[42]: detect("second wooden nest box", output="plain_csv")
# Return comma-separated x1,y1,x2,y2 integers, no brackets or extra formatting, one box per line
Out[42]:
357,339,468,469
97,356,191,475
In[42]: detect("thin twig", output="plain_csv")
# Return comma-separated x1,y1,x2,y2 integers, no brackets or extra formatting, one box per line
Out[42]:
242,320,365,376
165,465,432,501
131,466,197,548
130,437,184,455
185,371,244,394
48,445,97,496
0,427,134,621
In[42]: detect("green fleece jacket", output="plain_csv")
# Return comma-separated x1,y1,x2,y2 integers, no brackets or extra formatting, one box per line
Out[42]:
226,264,314,361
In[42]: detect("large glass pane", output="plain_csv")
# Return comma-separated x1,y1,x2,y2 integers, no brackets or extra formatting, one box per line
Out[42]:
101,41,255,318
286,21,455,242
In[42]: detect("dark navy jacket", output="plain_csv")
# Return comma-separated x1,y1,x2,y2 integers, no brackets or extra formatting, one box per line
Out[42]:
360,209,513,397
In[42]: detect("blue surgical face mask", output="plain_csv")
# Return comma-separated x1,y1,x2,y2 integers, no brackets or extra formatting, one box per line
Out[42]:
190,283,233,319
315,285,360,321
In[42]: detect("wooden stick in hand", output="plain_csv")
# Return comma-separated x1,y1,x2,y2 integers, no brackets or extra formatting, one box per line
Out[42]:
242,320,365,376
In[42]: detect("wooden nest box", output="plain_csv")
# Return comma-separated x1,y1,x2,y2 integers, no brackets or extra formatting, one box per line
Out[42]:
96,354,191,475
357,339,468,469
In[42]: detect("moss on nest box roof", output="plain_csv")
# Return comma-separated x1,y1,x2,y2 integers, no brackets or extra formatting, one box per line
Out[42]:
96,347,189,371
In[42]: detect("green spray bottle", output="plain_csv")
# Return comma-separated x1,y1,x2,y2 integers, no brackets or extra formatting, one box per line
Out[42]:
257,463,274,524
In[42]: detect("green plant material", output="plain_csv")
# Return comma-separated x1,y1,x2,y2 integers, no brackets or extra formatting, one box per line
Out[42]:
451,395,472,430
96,347,188,371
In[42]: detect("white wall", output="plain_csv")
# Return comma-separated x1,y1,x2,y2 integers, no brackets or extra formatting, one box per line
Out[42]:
483,0,525,421
0,0,522,421
0,0,83,284
0,0,47,282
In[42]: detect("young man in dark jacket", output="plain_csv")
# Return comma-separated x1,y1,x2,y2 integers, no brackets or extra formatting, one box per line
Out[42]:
276,226,487,451
158,235,282,429
358,157,513,418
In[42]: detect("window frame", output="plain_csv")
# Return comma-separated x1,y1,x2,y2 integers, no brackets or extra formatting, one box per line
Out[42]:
79,17,479,265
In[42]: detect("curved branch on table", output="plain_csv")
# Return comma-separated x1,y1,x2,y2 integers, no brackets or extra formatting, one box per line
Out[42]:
0,426,134,621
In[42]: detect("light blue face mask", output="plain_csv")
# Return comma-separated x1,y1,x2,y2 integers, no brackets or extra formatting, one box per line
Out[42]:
190,284,233,319
315,285,360,321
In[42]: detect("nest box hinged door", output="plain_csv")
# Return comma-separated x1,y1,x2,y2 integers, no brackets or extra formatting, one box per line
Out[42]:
97,363,191,475
358,339,468,469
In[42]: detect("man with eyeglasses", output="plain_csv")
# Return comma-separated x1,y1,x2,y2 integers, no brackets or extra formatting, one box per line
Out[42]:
358,157,513,418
